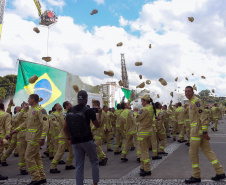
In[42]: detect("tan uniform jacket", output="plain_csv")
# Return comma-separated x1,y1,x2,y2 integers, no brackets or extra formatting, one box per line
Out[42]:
125,110,137,135
169,103,177,122
58,110,67,139
188,95,208,137
175,107,186,124
156,110,165,133
15,105,49,142
0,110,11,138
136,104,155,133
211,107,221,120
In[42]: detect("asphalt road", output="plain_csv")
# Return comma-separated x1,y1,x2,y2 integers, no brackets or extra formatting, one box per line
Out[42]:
1,116,226,184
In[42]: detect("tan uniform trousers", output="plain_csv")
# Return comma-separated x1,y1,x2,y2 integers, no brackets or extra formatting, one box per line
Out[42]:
44,132,51,154
147,132,158,157
114,128,124,152
17,139,27,170
185,121,190,143
0,137,5,159
172,121,178,139
50,139,74,169
53,136,59,157
189,136,224,178
102,130,112,150
25,141,46,181
137,134,151,172
1,133,17,162
94,135,107,162
213,118,219,130
49,134,55,158
157,132,167,152
178,123,185,141
164,120,170,137
121,133,141,159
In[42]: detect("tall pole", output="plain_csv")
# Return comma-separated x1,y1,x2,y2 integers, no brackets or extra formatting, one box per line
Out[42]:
121,53,129,88
0,0,6,40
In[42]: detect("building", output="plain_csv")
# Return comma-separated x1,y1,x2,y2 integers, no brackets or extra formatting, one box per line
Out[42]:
101,82,118,108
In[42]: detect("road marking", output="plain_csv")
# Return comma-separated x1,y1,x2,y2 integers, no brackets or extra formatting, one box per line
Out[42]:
119,142,182,179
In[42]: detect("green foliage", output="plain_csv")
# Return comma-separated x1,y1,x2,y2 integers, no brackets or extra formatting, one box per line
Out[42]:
0,75,17,100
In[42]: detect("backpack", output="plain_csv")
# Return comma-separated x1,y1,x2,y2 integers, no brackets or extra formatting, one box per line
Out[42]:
66,106,89,139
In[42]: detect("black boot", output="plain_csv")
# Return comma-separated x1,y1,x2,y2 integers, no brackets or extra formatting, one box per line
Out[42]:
65,165,75,170
14,153,19,157
121,158,128,162
137,158,140,162
211,128,215,132
58,160,66,165
1,162,8,166
114,151,121,155
50,169,61,173
173,138,176,141
20,170,28,175
0,175,8,180
211,174,226,181
107,149,113,152
139,171,151,177
130,147,135,151
43,152,49,157
27,181,41,185
39,179,47,184
158,152,168,156
152,156,162,160
167,136,171,138
185,176,201,184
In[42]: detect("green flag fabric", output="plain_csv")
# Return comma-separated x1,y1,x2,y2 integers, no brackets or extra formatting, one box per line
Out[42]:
114,87,131,109
15,60,67,111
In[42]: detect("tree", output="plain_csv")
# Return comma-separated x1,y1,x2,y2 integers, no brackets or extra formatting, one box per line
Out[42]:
0,87,6,99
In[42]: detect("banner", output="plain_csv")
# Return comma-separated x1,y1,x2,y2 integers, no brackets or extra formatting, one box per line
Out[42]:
15,60,102,111
0,0,6,40
114,87,131,108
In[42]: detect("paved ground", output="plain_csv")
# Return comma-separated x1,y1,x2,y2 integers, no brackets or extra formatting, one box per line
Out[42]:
1,116,226,184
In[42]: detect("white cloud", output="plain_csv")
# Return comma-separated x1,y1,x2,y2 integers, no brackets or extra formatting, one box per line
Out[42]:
46,0,65,8
119,16,129,27
94,0,104,4
1,0,226,102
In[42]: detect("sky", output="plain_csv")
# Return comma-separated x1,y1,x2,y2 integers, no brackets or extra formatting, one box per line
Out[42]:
1,0,226,103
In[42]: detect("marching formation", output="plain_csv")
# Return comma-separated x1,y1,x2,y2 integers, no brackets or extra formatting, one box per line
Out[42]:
0,86,226,184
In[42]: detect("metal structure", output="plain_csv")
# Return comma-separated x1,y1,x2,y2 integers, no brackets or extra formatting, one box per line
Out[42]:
121,53,129,88
0,0,6,40
34,0,57,26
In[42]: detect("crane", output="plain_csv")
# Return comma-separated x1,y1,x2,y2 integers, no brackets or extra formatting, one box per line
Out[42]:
33,0,58,27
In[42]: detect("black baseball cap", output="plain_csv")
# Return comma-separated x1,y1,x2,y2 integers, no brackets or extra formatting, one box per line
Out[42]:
78,90,88,104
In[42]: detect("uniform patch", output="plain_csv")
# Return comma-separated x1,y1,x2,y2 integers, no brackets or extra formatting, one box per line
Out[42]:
139,110,143,114
52,118,56,121
51,114,54,117
42,110,47,114
32,111,36,115
198,110,203,114
43,117,47,121
196,102,201,107
63,113,66,116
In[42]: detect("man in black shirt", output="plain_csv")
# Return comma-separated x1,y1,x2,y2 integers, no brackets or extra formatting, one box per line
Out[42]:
64,90,101,185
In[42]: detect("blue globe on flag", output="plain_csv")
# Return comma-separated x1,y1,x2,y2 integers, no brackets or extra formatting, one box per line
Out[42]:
33,79,52,104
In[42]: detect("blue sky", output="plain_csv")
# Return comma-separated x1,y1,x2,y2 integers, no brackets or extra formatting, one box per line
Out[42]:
2,0,226,99
5,0,153,36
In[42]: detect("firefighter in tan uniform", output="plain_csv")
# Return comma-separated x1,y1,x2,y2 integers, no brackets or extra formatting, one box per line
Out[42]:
110,108,116,137
184,86,225,184
113,104,123,154
10,94,49,185
1,106,21,166
169,101,178,141
162,105,170,138
49,104,65,164
0,103,11,160
0,102,11,180
175,102,187,143
91,100,108,166
50,101,75,173
184,104,190,146
211,103,221,132
136,94,157,177
155,102,168,155
102,106,113,151
121,108,140,161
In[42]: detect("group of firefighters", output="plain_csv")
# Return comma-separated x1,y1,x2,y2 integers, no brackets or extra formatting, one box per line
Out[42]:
0,86,225,184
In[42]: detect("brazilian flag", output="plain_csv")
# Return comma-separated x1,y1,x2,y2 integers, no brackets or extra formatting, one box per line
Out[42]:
15,60,67,111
